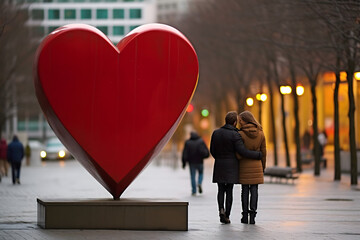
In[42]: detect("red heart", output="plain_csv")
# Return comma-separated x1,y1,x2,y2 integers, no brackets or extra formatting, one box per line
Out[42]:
34,24,198,199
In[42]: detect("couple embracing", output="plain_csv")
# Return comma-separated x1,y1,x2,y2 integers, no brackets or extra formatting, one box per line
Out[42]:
210,111,266,225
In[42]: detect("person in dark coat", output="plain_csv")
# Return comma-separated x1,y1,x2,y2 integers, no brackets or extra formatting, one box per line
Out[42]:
182,131,209,195
7,135,24,184
210,111,262,224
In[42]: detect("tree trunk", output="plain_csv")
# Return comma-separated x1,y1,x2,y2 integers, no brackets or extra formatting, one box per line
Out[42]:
334,70,341,181
289,56,302,172
310,81,321,176
280,92,291,167
266,73,278,166
272,58,289,166
347,68,357,185
258,100,262,125
292,90,301,172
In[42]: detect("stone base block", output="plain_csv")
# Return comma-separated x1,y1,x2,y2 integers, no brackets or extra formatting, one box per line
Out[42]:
37,198,188,231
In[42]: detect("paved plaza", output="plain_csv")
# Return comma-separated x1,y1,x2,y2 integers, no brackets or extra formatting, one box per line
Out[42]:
0,152,360,240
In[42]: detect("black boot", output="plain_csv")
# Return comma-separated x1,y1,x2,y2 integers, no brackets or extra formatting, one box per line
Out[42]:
219,209,230,224
241,212,248,224
249,210,256,224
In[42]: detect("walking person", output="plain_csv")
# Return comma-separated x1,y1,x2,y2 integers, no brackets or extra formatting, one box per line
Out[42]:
0,139,8,180
182,131,209,196
238,111,267,224
318,130,328,158
25,143,31,166
7,136,24,185
210,111,262,224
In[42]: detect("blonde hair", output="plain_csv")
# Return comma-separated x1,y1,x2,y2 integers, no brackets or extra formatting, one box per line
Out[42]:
239,111,262,130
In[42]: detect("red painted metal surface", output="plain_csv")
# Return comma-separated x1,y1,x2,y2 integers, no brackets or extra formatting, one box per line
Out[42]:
34,23,198,199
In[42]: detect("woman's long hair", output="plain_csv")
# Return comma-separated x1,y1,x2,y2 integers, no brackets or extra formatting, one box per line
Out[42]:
239,111,262,130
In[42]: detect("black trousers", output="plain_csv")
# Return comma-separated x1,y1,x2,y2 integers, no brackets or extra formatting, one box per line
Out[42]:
241,184,258,213
217,183,234,217
11,162,21,184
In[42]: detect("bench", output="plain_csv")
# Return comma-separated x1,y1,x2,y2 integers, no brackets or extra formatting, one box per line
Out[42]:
264,167,299,184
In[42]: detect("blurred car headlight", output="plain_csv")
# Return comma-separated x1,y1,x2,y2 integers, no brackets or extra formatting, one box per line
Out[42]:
58,150,66,158
40,151,47,159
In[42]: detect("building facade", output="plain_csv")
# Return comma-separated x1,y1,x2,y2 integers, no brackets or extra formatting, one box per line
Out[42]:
26,0,156,43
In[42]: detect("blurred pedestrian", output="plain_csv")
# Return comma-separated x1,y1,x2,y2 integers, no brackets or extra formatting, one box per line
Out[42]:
25,143,31,166
210,111,262,224
318,130,328,157
0,138,8,178
302,130,312,151
7,135,24,184
182,131,209,196
238,111,267,224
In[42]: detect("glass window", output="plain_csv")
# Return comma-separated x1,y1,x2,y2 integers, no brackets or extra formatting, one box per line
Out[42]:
81,9,91,19
113,26,124,36
129,25,139,31
48,26,60,33
96,9,108,19
48,9,60,20
64,9,76,19
129,9,141,19
32,26,45,37
97,26,108,35
32,9,44,20
28,121,39,131
113,9,124,19
17,121,26,131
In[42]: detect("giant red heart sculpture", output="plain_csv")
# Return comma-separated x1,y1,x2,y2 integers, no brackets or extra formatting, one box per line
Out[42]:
34,23,198,199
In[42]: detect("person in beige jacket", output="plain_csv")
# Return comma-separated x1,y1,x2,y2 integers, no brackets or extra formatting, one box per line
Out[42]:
238,111,266,224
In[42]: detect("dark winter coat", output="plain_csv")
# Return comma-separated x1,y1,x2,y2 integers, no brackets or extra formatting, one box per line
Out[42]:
182,132,209,165
7,136,24,163
238,123,267,184
210,124,262,184
0,139,7,160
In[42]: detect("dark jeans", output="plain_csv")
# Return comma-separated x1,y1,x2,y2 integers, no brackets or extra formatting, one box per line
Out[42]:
189,163,203,194
11,162,21,183
217,183,234,217
241,184,258,213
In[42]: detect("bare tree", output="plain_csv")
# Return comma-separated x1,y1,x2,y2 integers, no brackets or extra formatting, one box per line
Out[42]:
0,1,37,139
305,0,360,184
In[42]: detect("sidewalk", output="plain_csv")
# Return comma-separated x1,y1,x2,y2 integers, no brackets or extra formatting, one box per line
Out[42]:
0,157,359,240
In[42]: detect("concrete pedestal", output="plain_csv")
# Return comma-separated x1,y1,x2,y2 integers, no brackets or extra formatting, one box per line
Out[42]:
37,198,188,230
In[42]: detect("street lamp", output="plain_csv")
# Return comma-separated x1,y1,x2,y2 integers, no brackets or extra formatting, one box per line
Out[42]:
256,93,267,124
256,93,268,102
280,86,292,95
354,72,360,80
246,97,254,107
296,85,304,96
